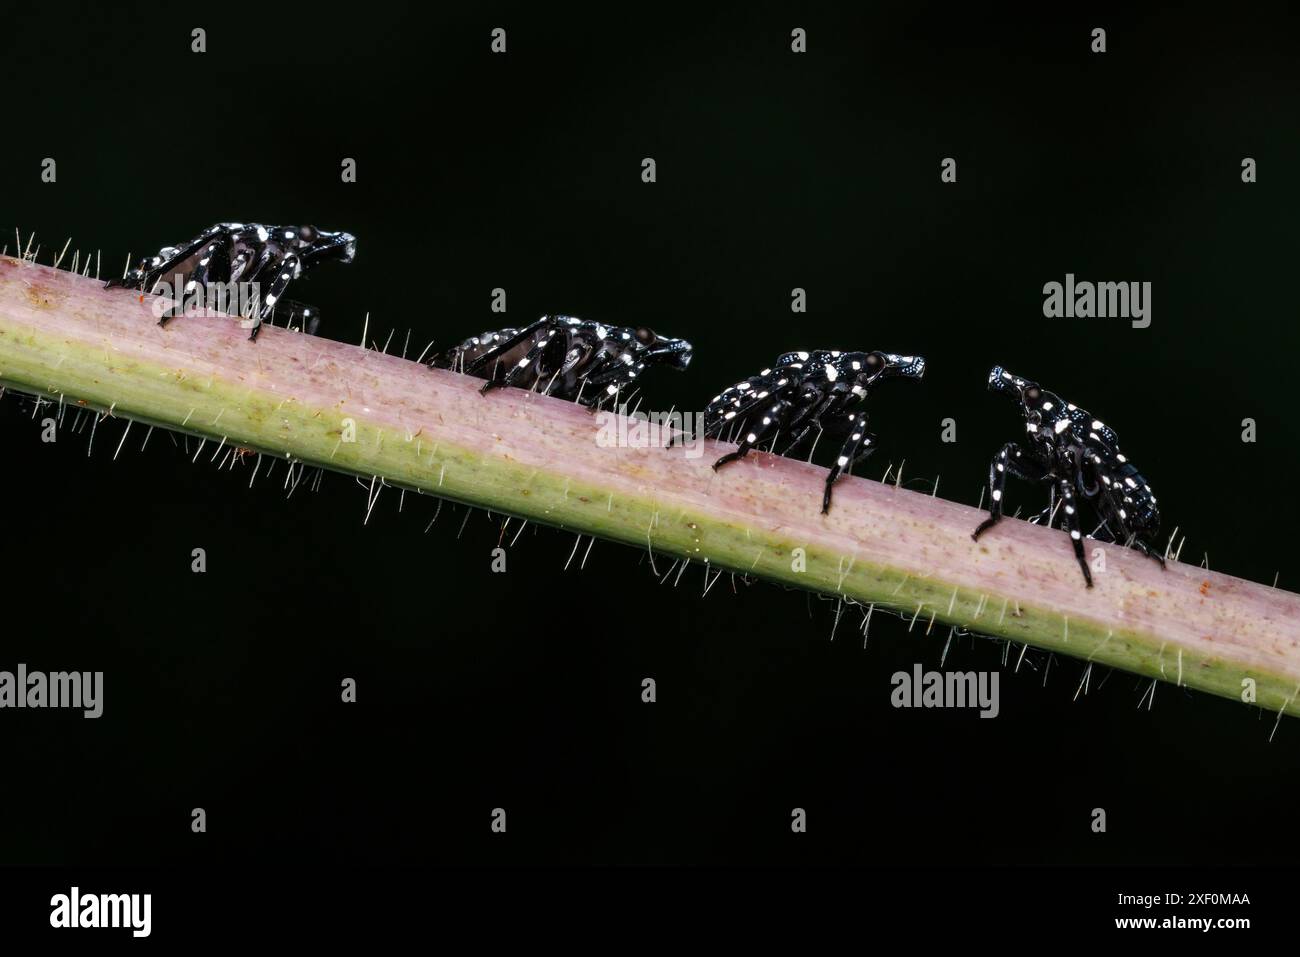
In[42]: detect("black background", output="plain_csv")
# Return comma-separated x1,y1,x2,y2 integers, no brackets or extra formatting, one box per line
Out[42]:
1,2,1298,882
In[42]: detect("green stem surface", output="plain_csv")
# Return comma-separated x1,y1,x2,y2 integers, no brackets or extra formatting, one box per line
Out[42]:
2,254,1298,717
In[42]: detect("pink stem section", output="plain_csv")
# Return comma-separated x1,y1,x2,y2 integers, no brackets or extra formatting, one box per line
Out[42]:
1,254,1298,719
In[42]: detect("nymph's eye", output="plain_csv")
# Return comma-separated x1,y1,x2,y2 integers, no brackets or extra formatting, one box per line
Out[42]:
635,327,655,344
865,353,883,368
1024,386,1041,403
298,226,318,243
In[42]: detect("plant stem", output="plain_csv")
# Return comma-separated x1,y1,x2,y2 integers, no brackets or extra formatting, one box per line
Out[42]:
2,253,1298,720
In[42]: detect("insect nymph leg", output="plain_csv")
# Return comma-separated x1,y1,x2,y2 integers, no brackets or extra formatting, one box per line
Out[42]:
581,355,649,409
106,223,229,295
247,252,303,341
821,413,878,514
972,441,1048,540
712,399,793,470
463,318,555,380
1055,477,1093,587
160,234,233,326
778,390,841,457
482,331,563,395
1128,535,1167,569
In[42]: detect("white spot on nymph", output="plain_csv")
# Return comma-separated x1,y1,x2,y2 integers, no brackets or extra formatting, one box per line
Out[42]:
265,294,277,306
1054,419,1070,434
1070,530,1081,539
621,354,633,364
762,417,771,425
1067,403,1077,411
992,489,1002,501
256,226,269,242
824,365,838,382
199,257,209,266
606,385,618,395
1091,420,1103,430
851,385,865,395
761,368,771,375
851,361,861,370
746,433,757,443
1116,454,1127,463
1119,508,1128,520
1124,477,1137,488
1065,505,1075,515
837,455,848,466
1026,423,1038,433
284,231,294,240
517,357,530,367
1042,401,1053,411
797,351,809,360
724,411,736,420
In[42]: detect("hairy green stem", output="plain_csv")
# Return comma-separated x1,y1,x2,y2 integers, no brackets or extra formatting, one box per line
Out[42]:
2,254,1298,719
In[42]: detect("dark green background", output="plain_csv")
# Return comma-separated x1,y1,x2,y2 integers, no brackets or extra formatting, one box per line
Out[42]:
1,4,1297,865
